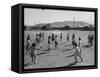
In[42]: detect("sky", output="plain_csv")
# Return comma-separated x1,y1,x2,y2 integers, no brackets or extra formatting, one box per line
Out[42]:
24,8,94,26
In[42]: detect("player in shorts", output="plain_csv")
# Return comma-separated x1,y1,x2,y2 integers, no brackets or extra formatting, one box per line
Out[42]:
74,43,83,63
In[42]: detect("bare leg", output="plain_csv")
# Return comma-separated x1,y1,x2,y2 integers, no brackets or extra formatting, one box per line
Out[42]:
74,56,78,63
32,57,33,62
79,55,83,62
33,57,36,64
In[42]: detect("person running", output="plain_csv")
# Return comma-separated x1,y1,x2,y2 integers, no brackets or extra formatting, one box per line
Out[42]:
55,35,59,49
30,42,36,64
60,32,62,41
74,43,83,63
72,34,76,48
66,43,83,63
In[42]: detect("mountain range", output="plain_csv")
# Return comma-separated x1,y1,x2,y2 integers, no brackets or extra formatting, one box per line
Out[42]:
24,21,94,31
32,21,93,28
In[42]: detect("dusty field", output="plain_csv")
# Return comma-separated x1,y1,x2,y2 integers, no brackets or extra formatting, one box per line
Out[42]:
24,30,95,69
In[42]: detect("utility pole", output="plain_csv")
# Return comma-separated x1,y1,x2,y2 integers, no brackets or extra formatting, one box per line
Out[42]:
73,17,75,28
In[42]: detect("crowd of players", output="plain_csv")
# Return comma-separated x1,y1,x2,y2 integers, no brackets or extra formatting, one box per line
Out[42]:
25,31,94,64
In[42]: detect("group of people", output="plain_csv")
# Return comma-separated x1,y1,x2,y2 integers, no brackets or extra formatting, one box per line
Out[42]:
25,32,44,64
70,34,83,63
47,33,59,52
72,34,82,48
25,31,94,64
70,33,94,63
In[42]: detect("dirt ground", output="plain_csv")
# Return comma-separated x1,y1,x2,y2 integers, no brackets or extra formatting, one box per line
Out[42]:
24,30,95,69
